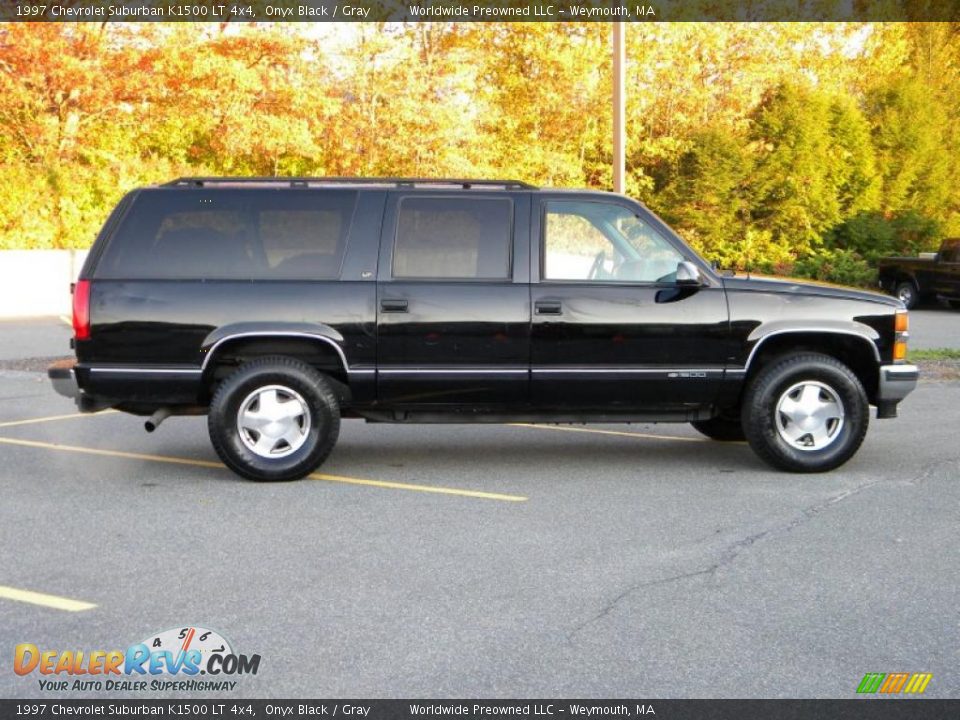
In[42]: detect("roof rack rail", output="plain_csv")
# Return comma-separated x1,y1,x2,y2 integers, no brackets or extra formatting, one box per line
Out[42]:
163,177,537,190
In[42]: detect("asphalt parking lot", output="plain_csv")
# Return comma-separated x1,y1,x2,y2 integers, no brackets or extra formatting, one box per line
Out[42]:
1,314,958,699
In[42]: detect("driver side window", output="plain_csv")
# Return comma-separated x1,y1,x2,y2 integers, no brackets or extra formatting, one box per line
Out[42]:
542,200,683,283
544,210,621,280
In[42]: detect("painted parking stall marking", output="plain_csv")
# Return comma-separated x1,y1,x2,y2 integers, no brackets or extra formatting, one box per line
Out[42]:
0,435,527,503
0,584,96,612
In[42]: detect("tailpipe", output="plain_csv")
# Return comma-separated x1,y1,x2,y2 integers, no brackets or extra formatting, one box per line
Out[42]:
145,407,173,433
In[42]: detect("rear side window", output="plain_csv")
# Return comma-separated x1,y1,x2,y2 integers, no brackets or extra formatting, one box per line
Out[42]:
96,189,357,280
393,197,512,280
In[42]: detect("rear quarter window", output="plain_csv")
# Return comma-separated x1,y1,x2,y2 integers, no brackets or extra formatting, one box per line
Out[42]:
94,189,357,280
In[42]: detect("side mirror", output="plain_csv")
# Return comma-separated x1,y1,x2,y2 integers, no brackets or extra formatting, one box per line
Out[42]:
676,260,704,287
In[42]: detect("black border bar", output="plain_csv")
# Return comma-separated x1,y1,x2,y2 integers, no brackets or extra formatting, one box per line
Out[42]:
2,699,959,719
1,0,959,22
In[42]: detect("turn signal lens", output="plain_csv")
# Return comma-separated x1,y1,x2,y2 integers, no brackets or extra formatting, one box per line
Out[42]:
894,311,909,333
893,341,907,361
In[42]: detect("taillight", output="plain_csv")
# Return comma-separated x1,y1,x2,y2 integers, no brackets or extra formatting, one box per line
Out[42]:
72,279,91,340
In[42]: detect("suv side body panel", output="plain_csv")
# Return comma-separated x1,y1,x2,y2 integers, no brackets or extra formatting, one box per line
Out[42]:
59,180,914,428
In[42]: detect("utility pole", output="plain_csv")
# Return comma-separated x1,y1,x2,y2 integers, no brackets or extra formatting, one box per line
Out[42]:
612,22,626,194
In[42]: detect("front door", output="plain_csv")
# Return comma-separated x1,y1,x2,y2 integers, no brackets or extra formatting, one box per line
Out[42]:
530,197,729,411
376,192,531,406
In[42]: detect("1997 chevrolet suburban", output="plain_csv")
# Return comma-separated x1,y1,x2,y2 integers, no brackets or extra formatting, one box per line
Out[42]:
49,178,918,480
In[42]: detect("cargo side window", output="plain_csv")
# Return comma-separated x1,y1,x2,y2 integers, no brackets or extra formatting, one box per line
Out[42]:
95,189,357,280
392,197,512,280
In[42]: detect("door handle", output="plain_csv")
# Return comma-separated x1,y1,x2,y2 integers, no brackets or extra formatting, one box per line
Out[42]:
535,300,562,315
380,298,408,313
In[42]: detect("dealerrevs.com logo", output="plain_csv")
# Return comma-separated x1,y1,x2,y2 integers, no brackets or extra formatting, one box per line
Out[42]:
14,626,261,692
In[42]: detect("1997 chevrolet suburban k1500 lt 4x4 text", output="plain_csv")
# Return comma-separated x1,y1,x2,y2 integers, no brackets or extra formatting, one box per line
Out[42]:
49,177,918,480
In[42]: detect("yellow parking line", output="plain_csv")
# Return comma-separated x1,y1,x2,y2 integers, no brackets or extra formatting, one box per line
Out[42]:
58,315,73,327
0,585,96,612
0,436,223,467
0,410,115,429
509,423,708,443
0,436,527,502
310,472,526,502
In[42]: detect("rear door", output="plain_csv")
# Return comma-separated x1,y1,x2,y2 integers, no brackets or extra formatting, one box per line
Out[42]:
376,191,531,406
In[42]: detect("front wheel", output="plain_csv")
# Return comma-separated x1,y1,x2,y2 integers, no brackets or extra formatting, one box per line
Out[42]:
208,356,340,481
742,353,868,473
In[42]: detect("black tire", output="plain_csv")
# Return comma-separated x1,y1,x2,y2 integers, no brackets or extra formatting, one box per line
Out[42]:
208,356,340,481
895,281,918,309
742,353,868,473
691,415,745,442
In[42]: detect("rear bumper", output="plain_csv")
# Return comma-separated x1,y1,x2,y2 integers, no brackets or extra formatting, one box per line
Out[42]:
49,360,204,410
877,364,919,402
48,358,80,400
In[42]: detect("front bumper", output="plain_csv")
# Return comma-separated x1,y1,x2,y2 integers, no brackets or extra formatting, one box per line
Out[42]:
877,364,919,402
48,358,80,400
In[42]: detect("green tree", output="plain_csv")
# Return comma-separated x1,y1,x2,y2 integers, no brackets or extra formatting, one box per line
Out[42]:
747,83,841,257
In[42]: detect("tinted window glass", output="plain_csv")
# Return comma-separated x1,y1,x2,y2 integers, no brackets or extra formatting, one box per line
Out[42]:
97,189,357,280
544,200,683,283
941,239,959,263
393,197,512,280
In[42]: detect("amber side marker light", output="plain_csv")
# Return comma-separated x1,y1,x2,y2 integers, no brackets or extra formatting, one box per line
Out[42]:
893,310,909,361
894,311,909,333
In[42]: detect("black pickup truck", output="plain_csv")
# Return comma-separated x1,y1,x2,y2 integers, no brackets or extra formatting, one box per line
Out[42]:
49,177,918,480
878,238,960,309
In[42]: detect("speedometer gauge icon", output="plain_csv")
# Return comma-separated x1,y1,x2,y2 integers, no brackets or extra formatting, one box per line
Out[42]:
139,626,233,671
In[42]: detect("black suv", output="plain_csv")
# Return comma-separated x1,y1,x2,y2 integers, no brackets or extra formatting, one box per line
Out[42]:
49,177,918,480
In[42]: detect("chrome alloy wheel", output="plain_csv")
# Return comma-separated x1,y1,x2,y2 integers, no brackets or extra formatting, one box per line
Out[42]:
236,385,311,458
774,381,845,451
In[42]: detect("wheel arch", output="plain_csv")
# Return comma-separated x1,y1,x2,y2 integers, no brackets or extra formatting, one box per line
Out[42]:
200,324,353,392
743,329,881,403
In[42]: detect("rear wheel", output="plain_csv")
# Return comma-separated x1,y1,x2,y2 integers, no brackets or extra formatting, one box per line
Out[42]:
895,281,918,309
742,353,868,473
691,415,745,442
208,356,340,481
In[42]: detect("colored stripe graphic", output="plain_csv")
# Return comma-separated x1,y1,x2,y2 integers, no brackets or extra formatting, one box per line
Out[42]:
880,673,909,693
857,672,932,694
904,673,933,694
857,673,885,693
